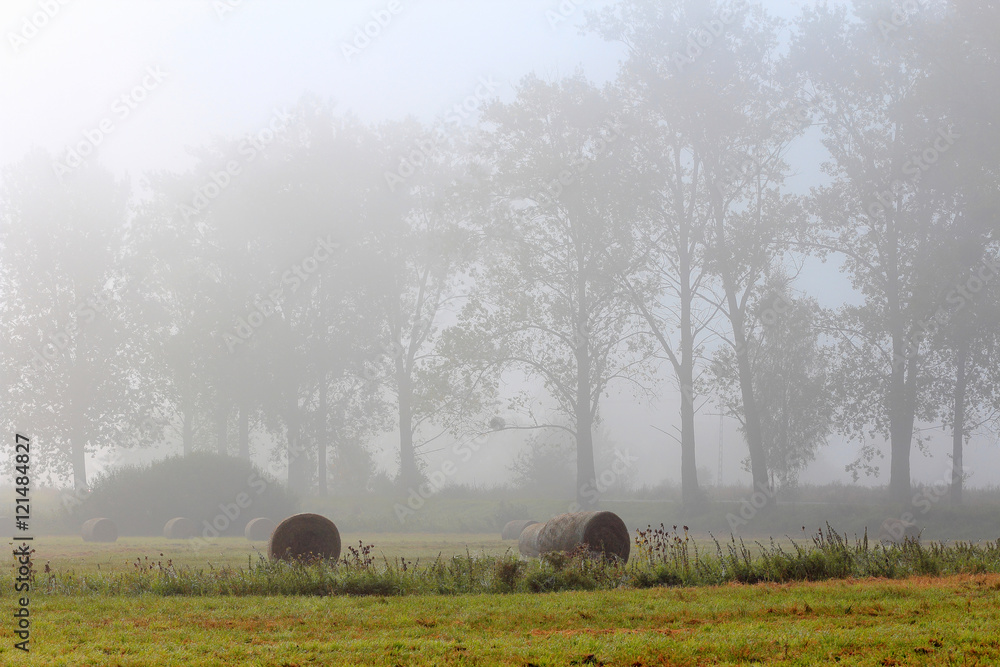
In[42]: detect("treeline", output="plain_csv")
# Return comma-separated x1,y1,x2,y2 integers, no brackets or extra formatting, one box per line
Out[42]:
1,1,997,507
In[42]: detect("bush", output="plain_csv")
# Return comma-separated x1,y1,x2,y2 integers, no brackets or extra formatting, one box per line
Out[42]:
71,453,298,537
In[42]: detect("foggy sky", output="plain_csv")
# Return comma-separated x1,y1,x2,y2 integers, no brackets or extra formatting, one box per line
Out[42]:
2,0,995,490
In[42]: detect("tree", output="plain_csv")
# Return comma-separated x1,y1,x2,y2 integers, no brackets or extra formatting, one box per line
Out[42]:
610,0,802,492
918,1,1000,505
455,74,655,509
710,278,834,488
794,0,982,501
0,150,134,490
365,119,485,491
587,0,798,502
240,98,389,493
927,244,1000,504
120,171,236,456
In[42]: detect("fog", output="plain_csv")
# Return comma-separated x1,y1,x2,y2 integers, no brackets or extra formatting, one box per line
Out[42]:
1,0,998,512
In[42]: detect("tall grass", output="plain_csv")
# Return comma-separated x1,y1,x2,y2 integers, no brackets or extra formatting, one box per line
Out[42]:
29,525,1000,598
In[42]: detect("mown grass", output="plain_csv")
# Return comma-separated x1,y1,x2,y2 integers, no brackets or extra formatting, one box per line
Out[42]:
9,533,507,575
3,573,1000,665
11,525,1000,598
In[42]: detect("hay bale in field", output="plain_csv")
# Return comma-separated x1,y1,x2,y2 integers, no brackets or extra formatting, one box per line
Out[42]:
501,519,538,540
268,513,341,562
81,518,118,543
878,517,920,544
163,517,195,539
518,521,545,558
245,517,277,542
519,511,630,562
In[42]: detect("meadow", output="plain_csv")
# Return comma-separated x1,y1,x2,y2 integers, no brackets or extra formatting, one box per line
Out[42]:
4,528,1000,664
3,573,999,665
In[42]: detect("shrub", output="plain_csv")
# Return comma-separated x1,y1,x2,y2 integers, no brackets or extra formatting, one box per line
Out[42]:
70,453,297,537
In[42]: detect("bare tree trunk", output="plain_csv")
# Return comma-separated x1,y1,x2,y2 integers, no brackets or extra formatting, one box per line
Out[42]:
887,335,917,503
678,240,699,504
238,396,250,460
575,281,598,508
711,202,768,492
317,375,329,497
727,295,769,491
216,394,228,456
182,407,194,456
71,437,87,492
951,340,968,505
617,243,700,504
575,381,598,509
396,358,420,489
286,400,309,492
887,361,911,502
886,216,912,504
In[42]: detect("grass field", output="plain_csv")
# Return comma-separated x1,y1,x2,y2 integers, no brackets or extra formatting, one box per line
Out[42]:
11,534,513,575
4,532,1000,664
3,573,999,665
0,533,1000,666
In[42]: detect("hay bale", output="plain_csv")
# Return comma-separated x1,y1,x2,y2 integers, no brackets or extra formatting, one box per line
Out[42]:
245,517,277,542
81,518,118,543
501,519,538,540
518,521,545,558
268,513,341,562
163,517,195,539
529,511,630,562
878,517,920,544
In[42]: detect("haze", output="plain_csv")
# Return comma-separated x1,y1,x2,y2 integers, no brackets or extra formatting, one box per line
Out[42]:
1,0,997,512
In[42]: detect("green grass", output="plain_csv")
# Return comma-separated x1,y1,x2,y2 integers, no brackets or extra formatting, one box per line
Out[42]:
11,533,509,575
3,574,999,665
5,530,1000,664
15,525,1000,595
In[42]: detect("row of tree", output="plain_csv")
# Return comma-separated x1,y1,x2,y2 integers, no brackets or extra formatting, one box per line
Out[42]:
2,1,997,506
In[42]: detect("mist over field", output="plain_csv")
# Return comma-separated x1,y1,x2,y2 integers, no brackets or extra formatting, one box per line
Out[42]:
1,0,997,525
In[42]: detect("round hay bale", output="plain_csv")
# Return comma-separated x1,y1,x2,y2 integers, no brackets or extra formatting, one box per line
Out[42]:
518,521,545,558
81,518,118,543
878,517,920,544
537,511,630,562
245,517,277,542
268,513,341,562
501,519,538,540
163,517,195,539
